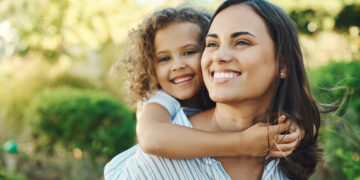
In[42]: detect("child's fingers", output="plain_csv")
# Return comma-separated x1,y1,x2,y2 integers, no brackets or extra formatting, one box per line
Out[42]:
268,120,290,136
288,121,305,141
268,149,294,157
271,138,298,151
277,115,286,124
275,128,300,144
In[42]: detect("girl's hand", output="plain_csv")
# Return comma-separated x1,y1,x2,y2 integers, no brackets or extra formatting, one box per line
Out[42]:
268,120,305,157
242,115,293,157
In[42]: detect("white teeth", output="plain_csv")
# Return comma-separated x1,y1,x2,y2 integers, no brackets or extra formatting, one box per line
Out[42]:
173,76,192,84
213,72,239,79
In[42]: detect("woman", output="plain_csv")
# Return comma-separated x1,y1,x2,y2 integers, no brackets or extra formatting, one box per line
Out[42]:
107,0,321,179
193,0,322,179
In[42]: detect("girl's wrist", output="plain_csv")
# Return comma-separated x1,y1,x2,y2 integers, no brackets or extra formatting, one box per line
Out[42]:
232,131,248,156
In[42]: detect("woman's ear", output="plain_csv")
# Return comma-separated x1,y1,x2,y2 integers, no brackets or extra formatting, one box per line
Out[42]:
279,56,287,79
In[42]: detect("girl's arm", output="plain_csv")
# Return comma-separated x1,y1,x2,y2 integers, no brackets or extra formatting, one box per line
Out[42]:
137,103,297,159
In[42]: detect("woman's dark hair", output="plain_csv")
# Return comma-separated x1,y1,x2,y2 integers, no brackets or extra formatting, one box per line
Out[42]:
210,0,325,179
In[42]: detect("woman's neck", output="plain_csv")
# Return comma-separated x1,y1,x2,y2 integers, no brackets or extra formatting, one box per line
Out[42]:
211,101,270,180
212,100,270,132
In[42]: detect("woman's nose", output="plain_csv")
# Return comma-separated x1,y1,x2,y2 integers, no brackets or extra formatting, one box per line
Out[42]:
213,46,233,64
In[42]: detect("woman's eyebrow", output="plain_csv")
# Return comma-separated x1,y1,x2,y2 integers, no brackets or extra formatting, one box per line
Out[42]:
206,33,218,38
207,32,256,38
231,31,256,38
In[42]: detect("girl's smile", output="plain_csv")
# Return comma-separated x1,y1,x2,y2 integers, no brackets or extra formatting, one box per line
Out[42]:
171,74,194,86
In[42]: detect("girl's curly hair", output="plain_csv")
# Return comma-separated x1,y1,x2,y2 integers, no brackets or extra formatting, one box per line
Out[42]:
123,7,211,102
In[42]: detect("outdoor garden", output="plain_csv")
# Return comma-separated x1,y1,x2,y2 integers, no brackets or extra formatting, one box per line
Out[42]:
0,0,359,179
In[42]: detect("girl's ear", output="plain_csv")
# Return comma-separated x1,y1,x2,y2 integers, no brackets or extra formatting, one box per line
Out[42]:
279,56,287,79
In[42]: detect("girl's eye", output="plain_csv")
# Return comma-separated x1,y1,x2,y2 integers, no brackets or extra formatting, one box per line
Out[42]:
206,42,217,48
183,50,197,56
235,40,251,46
159,56,170,62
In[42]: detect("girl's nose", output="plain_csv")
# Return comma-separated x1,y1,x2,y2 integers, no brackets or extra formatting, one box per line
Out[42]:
171,57,186,71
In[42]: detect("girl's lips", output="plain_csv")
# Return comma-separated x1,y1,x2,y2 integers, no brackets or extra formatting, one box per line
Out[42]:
171,74,194,86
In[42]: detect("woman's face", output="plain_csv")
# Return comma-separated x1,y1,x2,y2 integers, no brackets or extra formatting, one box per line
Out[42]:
201,4,278,104
154,22,203,100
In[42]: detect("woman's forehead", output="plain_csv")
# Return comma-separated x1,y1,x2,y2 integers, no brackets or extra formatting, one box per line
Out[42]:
208,4,268,37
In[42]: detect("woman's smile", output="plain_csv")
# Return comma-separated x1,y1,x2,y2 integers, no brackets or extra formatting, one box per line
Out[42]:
211,70,241,83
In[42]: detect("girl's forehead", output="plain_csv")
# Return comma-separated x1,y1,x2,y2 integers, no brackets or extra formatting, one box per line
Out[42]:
154,22,202,51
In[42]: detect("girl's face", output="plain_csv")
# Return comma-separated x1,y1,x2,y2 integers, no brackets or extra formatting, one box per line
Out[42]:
154,22,203,100
201,4,279,104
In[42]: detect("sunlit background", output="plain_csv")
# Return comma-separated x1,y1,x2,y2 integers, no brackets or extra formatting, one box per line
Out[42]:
0,0,359,179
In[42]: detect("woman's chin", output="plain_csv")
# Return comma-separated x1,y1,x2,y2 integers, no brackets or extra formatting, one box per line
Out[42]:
210,93,236,103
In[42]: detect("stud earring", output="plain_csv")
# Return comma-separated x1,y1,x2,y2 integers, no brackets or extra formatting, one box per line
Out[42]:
280,72,285,78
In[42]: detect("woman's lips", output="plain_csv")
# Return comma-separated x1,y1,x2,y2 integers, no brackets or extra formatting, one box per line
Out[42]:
211,71,241,83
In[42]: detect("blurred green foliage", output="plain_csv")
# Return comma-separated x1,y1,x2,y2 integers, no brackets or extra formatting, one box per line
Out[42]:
289,9,327,34
0,169,25,180
15,150,105,180
335,148,360,180
0,0,152,64
289,2,360,34
309,60,360,180
49,73,96,89
25,87,136,160
0,60,99,137
335,3,360,32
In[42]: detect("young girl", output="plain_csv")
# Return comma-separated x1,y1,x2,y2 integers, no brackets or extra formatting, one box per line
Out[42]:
105,6,301,179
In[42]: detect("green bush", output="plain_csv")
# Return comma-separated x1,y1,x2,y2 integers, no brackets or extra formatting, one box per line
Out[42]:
16,151,105,180
289,9,327,34
308,60,360,180
309,60,360,115
0,169,26,180
25,87,136,160
49,73,96,89
335,3,360,32
0,60,98,137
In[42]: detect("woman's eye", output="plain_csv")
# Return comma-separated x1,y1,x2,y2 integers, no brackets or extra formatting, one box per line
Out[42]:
159,56,170,62
206,42,217,47
235,40,251,46
183,50,197,56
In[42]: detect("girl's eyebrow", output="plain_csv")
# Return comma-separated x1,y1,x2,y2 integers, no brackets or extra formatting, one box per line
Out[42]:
155,50,167,55
181,43,200,49
206,31,256,38
156,43,199,54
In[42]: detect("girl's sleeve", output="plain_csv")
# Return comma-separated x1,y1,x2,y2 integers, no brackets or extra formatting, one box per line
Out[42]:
143,90,181,119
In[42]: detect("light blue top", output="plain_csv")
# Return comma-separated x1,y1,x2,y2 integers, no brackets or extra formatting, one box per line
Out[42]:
104,90,289,180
